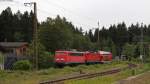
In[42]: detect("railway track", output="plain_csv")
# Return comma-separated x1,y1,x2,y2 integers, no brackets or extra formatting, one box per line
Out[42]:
39,63,137,84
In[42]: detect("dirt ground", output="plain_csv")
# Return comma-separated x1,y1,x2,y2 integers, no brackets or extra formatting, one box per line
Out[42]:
118,71,150,84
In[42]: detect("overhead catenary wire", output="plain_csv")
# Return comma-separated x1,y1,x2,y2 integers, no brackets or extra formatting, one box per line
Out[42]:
36,8,94,29
0,0,33,13
0,0,97,30
37,9,57,17
44,0,96,22
42,0,98,28
12,1,93,29
36,8,93,29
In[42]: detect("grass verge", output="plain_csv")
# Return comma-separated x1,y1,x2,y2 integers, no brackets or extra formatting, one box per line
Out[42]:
0,61,127,84
65,63,150,84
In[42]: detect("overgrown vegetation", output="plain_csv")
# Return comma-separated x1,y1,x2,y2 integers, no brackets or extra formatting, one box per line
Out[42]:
13,60,32,71
0,61,127,84
66,63,150,84
26,41,54,69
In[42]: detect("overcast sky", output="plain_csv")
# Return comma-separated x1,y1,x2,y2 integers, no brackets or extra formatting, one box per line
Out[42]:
0,0,150,31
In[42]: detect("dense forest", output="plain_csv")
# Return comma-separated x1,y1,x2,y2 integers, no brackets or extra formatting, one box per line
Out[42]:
1,7,150,62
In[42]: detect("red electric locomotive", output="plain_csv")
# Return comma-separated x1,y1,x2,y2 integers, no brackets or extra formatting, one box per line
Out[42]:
55,50,85,65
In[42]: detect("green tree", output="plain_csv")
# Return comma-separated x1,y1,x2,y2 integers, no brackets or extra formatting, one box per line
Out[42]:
122,43,136,60
72,34,92,51
26,40,52,69
39,16,75,51
0,7,13,41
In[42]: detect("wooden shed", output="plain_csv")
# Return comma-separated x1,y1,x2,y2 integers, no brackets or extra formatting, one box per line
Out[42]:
0,42,28,56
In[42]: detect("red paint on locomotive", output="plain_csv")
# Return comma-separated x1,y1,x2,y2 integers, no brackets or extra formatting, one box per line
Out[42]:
54,50,112,65
55,51,85,64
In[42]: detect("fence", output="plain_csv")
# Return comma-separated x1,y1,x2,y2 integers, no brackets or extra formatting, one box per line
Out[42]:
4,53,30,70
0,52,4,70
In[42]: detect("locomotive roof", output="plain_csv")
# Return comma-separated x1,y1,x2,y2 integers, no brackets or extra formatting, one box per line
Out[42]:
98,51,111,54
56,50,111,54
56,50,84,53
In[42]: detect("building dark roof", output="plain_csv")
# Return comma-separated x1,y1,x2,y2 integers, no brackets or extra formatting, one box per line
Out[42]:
0,42,28,48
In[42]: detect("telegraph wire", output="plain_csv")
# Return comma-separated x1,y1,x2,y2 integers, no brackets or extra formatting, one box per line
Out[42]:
0,0,96,30
37,8,58,18
44,0,97,23
37,9,93,29
41,0,96,29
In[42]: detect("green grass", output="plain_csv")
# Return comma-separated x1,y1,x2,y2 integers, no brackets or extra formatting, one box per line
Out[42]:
0,61,128,84
66,70,132,84
65,63,150,84
123,71,150,84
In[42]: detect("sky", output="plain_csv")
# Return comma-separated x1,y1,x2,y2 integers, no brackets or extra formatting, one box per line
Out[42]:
0,0,150,31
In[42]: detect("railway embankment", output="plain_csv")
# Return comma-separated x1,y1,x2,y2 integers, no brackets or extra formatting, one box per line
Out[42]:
118,71,150,84
0,61,127,84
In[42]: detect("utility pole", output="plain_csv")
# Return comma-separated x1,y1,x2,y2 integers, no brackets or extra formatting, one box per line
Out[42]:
34,2,38,70
98,21,100,50
24,2,38,70
140,23,144,63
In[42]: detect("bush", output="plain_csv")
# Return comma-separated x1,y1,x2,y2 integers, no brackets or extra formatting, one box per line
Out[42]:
26,41,54,69
13,60,32,70
38,52,54,69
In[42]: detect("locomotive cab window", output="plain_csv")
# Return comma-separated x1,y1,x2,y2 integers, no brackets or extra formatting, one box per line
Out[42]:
70,53,83,56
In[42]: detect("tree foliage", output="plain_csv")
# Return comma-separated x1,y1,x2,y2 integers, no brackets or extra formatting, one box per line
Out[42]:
1,7,150,62
0,7,33,42
122,43,137,60
26,40,53,69
39,15,92,52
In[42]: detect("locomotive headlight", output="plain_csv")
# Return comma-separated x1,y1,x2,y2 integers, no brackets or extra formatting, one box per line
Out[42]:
60,58,64,60
56,58,60,61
